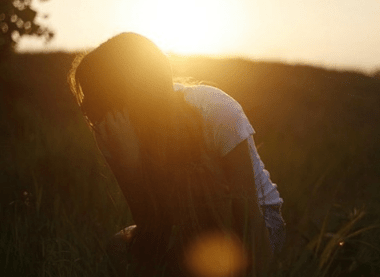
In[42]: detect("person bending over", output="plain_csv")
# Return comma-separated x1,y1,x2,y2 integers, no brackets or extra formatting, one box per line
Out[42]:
69,32,285,277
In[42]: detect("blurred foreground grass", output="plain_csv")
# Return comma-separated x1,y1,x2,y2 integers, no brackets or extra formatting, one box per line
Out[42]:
1,53,380,276
0,92,133,276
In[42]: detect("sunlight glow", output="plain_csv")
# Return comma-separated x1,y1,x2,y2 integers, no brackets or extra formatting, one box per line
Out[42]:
113,0,257,55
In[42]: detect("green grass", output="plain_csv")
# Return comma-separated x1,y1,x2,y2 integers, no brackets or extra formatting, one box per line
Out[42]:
0,93,133,277
1,54,380,276
1,95,379,277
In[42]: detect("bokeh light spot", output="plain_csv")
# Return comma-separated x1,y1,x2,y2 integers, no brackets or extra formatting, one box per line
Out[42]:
184,231,248,277
16,18,24,29
24,21,31,30
11,14,18,23
1,22,8,33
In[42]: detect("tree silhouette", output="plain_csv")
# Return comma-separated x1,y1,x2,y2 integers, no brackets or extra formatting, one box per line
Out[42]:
373,69,380,79
0,0,54,55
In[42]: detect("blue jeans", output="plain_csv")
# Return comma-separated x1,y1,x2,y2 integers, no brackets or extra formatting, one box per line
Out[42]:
262,204,286,255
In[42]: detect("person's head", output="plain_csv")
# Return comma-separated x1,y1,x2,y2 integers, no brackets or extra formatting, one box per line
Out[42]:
69,32,175,129
69,32,206,167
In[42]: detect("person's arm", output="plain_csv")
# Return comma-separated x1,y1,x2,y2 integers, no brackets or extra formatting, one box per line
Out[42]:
93,109,152,226
221,138,267,234
221,138,273,271
247,135,286,255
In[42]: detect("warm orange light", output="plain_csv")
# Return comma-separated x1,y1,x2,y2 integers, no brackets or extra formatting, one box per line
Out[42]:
184,231,248,277
113,0,259,56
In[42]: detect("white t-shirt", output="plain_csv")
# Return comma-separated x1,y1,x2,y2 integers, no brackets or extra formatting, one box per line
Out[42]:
174,83,283,206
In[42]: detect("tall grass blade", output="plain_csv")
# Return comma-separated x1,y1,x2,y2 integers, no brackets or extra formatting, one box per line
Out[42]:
318,206,366,269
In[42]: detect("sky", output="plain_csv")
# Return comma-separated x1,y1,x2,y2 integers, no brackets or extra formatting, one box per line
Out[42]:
17,0,380,74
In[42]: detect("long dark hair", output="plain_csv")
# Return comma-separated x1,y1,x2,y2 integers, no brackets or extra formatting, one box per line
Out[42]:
68,33,269,276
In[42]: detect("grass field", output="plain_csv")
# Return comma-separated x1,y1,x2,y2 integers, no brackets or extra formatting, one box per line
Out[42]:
1,53,380,276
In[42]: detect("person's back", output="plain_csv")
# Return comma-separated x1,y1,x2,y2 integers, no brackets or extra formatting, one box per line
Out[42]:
96,106,272,277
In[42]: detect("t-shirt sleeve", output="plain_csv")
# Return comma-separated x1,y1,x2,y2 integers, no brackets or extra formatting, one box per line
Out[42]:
215,104,255,157
199,86,255,157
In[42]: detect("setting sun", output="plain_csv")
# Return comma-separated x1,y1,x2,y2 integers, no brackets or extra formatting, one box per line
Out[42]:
113,0,258,55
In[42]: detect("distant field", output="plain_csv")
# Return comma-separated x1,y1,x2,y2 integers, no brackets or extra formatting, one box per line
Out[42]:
1,52,379,276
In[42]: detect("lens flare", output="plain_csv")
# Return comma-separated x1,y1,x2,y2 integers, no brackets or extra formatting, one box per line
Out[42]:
184,231,248,277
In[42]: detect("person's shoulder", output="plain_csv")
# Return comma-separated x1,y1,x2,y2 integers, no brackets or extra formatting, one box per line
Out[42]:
174,83,242,111
184,84,232,99
174,82,226,96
